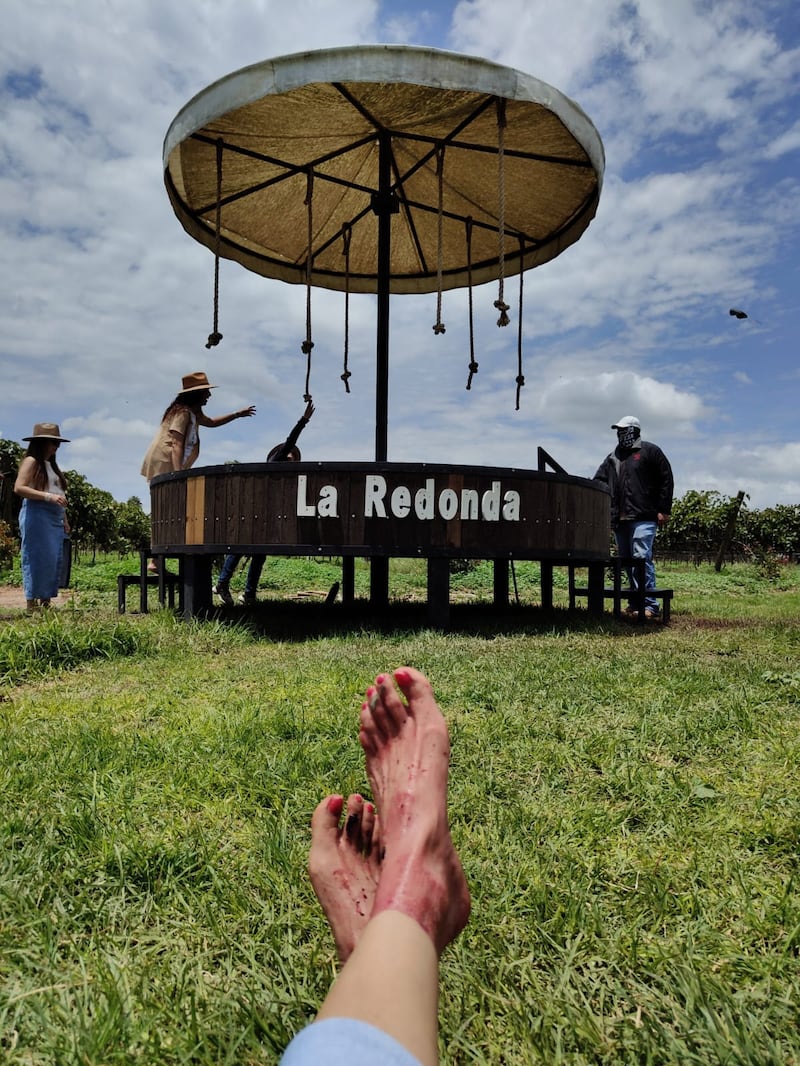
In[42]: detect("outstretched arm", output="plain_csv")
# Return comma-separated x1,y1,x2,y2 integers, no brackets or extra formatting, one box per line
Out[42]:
198,405,256,428
285,402,315,449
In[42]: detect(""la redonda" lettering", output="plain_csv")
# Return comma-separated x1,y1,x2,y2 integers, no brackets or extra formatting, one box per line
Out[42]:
296,474,520,522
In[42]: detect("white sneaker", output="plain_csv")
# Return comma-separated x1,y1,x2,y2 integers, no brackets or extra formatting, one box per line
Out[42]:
213,583,234,607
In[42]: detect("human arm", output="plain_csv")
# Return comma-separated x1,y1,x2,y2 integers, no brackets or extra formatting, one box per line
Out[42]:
14,457,67,507
653,445,674,518
592,455,612,485
167,431,190,471
197,405,256,429
284,401,315,450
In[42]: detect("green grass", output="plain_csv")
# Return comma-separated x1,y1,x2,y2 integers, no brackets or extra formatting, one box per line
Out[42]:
1,558,799,1063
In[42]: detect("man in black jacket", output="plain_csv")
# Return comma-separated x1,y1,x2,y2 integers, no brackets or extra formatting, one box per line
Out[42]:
593,415,674,619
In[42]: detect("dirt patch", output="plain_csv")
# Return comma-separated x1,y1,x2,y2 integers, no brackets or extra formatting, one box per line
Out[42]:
0,586,28,609
0,585,74,619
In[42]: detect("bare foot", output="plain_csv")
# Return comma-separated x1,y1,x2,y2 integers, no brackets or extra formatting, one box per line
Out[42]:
308,792,382,962
359,667,471,955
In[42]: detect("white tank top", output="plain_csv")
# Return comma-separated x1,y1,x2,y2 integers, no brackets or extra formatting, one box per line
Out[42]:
46,461,65,501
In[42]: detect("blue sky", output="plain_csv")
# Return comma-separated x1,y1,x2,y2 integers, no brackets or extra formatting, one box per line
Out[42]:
1,0,798,510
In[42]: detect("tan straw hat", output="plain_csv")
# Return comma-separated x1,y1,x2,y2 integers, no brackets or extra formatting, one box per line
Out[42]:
22,422,71,442
181,371,217,393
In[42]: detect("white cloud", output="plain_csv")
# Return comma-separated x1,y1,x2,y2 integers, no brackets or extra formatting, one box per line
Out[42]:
764,119,800,160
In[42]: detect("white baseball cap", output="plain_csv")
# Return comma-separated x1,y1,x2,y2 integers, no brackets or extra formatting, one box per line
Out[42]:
611,415,640,429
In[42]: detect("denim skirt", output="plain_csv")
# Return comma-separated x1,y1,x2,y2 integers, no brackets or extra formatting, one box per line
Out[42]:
20,498,66,600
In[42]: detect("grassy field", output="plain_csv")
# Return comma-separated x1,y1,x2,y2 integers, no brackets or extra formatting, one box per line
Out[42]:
1,555,799,1064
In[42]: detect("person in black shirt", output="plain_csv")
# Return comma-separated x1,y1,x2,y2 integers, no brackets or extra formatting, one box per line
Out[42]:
214,401,314,606
593,415,674,619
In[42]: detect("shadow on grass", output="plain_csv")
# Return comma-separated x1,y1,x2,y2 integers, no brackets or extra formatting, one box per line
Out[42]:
196,599,669,642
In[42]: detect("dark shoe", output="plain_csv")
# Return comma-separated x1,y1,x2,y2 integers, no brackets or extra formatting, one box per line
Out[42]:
213,583,234,607
645,608,660,621
237,592,256,606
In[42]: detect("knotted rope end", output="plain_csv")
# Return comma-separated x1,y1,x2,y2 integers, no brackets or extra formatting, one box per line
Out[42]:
494,298,510,327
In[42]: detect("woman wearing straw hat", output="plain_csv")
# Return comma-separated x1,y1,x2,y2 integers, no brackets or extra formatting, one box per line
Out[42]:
14,423,71,611
141,371,256,573
141,371,256,483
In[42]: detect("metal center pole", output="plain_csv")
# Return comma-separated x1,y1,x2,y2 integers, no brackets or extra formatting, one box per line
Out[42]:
373,130,396,463
370,131,396,606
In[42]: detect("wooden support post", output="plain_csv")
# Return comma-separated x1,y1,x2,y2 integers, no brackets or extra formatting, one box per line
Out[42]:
715,490,746,572
587,561,604,615
427,557,450,629
181,555,213,619
139,551,149,613
341,556,355,604
612,559,623,618
541,560,554,609
370,556,389,608
493,559,509,609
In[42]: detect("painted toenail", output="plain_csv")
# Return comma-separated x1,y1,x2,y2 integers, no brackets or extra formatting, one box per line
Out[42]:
327,795,344,816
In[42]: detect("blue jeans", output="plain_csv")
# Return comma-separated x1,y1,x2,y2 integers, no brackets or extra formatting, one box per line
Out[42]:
218,553,266,596
614,520,659,613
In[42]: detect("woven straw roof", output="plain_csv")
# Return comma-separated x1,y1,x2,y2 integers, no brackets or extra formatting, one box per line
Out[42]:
164,45,604,295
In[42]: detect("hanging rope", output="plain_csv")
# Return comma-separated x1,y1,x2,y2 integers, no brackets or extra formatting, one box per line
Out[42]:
432,146,446,335
301,169,314,402
206,138,224,349
493,99,510,328
515,235,525,410
465,217,479,390
340,223,352,393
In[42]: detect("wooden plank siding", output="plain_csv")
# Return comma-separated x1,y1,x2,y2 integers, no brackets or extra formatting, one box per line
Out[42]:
149,463,610,560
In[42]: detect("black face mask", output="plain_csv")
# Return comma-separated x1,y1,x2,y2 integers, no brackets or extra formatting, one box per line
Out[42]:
617,426,639,450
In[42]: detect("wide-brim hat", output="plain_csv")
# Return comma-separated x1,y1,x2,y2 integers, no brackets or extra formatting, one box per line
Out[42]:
22,422,70,442
267,443,301,461
181,371,217,393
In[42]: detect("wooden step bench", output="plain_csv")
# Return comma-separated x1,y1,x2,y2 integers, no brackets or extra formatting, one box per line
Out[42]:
117,552,181,614
568,558,673,623
569,585,673,622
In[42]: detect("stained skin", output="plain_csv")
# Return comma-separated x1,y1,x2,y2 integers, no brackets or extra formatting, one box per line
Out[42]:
359,667,470,955
309,792,381,962
309,666,470,964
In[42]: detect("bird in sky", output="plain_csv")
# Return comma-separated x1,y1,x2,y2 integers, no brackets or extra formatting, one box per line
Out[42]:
729,308,748,319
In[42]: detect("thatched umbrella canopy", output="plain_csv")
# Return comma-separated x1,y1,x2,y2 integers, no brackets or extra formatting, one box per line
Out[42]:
164,45,604,456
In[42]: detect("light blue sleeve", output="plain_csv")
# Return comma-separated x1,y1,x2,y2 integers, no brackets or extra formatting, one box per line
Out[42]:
279,1017,422,1066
